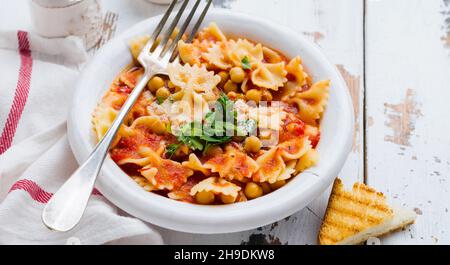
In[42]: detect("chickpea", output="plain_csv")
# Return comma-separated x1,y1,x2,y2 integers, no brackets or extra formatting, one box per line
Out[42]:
148,76,165,93
224,80,238,94
270,180,286,190
229,67,246,83
218,71,230,87
156,87,170,100
244,136,262,153
261,183,272,194
220,194,236,204
195,191,215,205
246,89,262,103
245,182,263,200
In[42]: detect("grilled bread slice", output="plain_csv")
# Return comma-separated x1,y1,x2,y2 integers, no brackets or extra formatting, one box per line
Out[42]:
318,178,417,245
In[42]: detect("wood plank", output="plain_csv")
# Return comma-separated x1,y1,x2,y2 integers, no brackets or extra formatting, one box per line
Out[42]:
365,0,450,244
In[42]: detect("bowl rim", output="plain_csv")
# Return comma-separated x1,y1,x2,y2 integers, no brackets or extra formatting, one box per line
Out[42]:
68,9,354,234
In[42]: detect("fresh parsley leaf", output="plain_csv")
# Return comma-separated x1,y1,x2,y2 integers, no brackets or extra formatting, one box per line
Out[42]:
178,124,204,151
218,93,234,109
204,111,216,126
241,56,252,70
180,135,204,151
165,143,180,159
175,94,244,153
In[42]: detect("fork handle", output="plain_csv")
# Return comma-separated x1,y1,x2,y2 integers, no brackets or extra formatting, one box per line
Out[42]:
42,71,152,232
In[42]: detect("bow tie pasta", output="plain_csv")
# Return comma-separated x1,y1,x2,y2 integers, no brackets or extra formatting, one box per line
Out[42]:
92,23,330,205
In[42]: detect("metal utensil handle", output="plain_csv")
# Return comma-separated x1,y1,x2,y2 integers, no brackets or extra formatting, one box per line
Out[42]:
42,71,152,232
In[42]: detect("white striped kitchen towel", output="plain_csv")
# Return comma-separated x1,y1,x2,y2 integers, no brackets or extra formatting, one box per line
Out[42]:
0,31,163,245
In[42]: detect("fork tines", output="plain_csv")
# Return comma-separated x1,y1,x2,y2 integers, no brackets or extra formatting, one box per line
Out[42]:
143,0,213,64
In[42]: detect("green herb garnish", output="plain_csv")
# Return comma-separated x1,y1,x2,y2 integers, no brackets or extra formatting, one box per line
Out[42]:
165,143,180,159
176,94,238,153
241,56,252,70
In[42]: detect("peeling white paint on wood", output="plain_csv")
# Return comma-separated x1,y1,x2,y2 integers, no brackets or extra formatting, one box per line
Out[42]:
366,0,450,245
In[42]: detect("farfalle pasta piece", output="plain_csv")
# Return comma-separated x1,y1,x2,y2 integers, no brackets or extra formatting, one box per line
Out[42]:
278,136,312,161
92,105,118,141
204,147,259,182
286,56,308,87
196,23,227,43
263,47,284,63
167,89,211,133
168,176,202,203
140,151,193,191
92,87,133,141
190,177,241,199
288,80,330,125
251,62,288,91
177,40,203,66
277,160,297,182
182,154,211,176
253,147,286,184
295,149,319,173
128,116,167,135
115,146,165,167
133,176,156,192
248,104,287,131
304,124,321,148
93,91,152,148
110,118,168,166
202,42,232,70
227,39,264,67
168,63,221,94
277,81,299,101
275,57,309,101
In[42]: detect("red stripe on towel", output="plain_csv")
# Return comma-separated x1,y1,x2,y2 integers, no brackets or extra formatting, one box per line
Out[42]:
9,179,103,204
9,179,52,204
0,31,33,154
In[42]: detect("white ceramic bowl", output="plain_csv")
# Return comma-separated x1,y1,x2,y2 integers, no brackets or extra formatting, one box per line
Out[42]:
68,9,354,234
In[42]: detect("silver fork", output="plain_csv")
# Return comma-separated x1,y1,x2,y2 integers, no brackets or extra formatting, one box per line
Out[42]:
42,0,213,232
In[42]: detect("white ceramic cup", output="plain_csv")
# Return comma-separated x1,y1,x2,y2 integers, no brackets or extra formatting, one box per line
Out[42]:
30,0,103,49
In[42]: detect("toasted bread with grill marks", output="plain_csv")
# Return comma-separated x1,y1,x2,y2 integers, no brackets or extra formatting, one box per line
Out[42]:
318,178,417,245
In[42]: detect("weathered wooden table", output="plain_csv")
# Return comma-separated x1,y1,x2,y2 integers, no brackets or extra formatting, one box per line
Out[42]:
2,0,449,245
